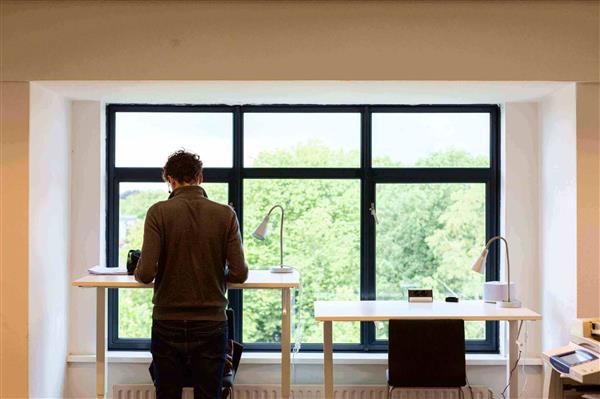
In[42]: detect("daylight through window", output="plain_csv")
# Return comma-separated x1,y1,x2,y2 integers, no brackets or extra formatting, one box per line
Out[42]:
107,105,500,352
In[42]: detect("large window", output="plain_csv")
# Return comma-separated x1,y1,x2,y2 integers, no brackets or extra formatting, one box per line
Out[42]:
107,105,500,352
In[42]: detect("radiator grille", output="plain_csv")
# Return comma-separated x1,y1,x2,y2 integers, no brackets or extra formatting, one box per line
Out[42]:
113,384,493,399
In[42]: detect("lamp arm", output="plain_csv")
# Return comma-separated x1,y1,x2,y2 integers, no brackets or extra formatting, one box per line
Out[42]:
267,205,285,266
484,236,511,302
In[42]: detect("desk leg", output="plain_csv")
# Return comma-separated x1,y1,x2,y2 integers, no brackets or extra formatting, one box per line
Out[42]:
96,287,107,399
281,288,291,399
323,321,333,399
544,367,563,399
507,320,519,399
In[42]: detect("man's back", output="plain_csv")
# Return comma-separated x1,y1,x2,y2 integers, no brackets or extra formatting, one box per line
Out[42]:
135,185,248,321
137,150,246,399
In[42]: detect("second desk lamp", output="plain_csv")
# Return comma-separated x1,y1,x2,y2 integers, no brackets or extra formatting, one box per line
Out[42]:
252,205,294,273
471,235,521,308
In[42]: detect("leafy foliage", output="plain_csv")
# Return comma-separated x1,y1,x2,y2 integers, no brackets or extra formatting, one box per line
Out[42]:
118,143,486,343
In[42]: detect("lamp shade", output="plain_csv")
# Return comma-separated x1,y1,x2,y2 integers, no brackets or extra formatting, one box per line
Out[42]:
471,248,489,274
252,215,270,240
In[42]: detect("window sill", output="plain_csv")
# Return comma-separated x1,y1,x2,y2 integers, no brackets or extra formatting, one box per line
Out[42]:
67,352,543,366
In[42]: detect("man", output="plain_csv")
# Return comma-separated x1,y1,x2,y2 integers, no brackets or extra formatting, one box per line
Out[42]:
135,149,248,399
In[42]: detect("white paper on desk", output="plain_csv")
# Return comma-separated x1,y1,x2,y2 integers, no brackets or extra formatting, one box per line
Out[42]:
88,265,128,275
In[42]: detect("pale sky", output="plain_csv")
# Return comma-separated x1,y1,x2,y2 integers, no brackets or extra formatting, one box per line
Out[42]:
116,112,233,167
372,113,489,166
243,113,360,166
116,111,489,168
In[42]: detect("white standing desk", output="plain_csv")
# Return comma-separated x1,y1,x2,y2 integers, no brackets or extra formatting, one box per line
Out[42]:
73,270,300,399
314,300,541,399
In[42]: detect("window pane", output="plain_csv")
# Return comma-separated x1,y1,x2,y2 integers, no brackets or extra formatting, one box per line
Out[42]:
375,183,486,340
372,113,490,167
244,113,361,167
118,182,228,338
243,179,360,344
115,112,233,167
203,183,228,206
118,183,168,268
119,289,153,338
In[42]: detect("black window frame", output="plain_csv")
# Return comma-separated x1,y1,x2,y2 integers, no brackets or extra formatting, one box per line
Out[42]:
106,104,500,353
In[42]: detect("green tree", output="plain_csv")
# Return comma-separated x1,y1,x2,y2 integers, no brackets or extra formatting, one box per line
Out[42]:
117,143,488,342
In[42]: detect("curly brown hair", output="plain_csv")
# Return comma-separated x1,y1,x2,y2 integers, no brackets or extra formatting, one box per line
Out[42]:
162,149,203,184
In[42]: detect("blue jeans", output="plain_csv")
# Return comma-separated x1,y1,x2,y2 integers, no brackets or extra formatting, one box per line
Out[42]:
150,319,228,399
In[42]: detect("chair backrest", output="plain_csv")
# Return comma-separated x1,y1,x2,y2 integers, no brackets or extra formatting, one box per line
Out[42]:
225,308,244,375
231,341,243,374
388,319,466,388
226,308,235,339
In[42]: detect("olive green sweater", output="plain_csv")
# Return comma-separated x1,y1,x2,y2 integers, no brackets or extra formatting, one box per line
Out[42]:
134,185,248,321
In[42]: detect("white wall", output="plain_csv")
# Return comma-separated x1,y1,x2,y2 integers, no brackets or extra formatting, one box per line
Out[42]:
28,84,72,397
502,102,542,357
68,101,104,356
62,94,547,399
539,85,578,351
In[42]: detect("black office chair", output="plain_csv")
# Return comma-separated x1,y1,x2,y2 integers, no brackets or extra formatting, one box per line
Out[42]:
387,319,466,399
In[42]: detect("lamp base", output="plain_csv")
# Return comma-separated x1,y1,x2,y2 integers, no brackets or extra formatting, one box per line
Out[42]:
483,281,516,303
270,265,295,273
496,299,522,308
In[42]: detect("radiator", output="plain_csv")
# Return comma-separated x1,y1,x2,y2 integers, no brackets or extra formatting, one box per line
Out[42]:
113,384,493,399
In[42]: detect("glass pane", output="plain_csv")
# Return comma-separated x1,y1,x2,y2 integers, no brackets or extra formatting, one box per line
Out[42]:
375,183,486,340
115,112,233,167
243,179,361,343
118,182,228,338
372,113,490,167
244,113,361,167
118,183,168,268
203,183,228,206
119,289,153,338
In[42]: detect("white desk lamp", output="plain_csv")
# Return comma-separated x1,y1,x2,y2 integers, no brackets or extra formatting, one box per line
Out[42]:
472,235,521,308
252,205,294,274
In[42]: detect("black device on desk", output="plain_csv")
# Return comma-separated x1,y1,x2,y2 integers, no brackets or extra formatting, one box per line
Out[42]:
126,249,141,275
445,296,459,303
408,289,433,303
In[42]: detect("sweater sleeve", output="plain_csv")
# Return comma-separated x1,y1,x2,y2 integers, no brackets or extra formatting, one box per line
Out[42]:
225,209,248,284
134,204,161,284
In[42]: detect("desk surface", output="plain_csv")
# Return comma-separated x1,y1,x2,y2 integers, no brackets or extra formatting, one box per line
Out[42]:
73,269,300,289
314,300,541,321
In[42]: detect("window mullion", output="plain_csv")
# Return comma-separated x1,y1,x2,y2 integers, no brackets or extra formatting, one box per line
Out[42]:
106,106,121,350
360,106,376,350
230,106,244,344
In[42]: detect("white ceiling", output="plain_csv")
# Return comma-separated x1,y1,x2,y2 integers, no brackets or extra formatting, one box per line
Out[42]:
34,81,571,105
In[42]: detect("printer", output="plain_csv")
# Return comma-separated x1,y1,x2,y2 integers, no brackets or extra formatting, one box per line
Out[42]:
543,337,600,384
543,322,600,398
